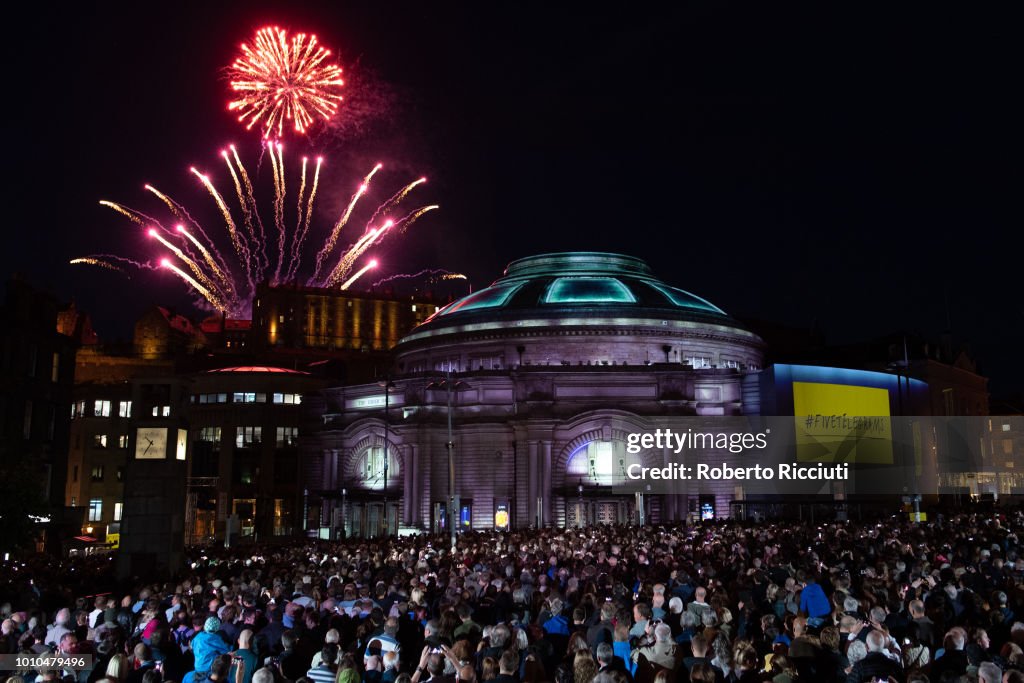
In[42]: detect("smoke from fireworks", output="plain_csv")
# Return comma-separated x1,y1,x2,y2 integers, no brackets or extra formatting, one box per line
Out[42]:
228,27,345,139
74,146,438,316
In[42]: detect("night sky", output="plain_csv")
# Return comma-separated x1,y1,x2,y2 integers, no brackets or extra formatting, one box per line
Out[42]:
9,3,1022,395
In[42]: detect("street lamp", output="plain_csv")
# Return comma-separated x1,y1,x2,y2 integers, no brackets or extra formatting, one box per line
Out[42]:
378,377,397,537
426,372,471,549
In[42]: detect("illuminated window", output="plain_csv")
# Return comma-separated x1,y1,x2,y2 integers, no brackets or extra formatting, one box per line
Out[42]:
94,400,111,417
93,434,108,448
434,358,460,373
565,441,641,486
236,426,262,448
118,401,132,418
544,277,636,304
748,363,761,371
117,467,124,482
722,360,740,369
440,282,524,316
152,405,171,417
357,446,399,490
199,427,222,451
272,393,301,404
233,392,266,404
91,465,104,482
649,283,725,314
1004,424,1013,432
113,503,123,522
684,354,713,369
118,435,128,449
70,404,76,419
411,304,417,312
88,498,102,522
471,355,504,370
76,401,86,418
276,426,299,447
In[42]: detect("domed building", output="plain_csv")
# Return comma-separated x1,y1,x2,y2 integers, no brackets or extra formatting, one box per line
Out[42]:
304,253,766,536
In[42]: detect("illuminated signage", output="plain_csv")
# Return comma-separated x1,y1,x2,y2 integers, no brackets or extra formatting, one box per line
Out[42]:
793,382,893,464
494,504,509,531
135,427,168,459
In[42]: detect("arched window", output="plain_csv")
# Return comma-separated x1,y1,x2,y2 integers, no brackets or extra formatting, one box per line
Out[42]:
565,440,642,485
355,445,400,490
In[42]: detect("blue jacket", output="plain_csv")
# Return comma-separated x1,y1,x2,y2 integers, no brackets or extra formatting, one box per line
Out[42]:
543,614,570,636
613,641,636,675
192,631,231,673
799,582,831,619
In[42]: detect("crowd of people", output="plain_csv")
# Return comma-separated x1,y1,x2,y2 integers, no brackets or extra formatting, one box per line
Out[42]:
4,511,1024,683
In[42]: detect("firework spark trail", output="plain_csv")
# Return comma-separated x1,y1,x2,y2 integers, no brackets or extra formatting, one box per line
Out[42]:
269,142,288,284
175,225,233,294
371,269,467,287
221,150,260,265
98,201,166,228
229,145,269,273
160,259,225,311
228,26,345,139
311,163,381,284
367,177,426,228
81,148,436,314
286,156,321,283
147,228,226,303
191,166,255,295
287,156,309,281
339,259,378,290
327,203,438,287
144,185,233,277
70,257,134,275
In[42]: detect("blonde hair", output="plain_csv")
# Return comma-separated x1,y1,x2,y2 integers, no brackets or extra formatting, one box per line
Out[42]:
106,654,130,683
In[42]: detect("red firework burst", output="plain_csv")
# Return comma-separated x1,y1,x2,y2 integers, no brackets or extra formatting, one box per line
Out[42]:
227,26,345,139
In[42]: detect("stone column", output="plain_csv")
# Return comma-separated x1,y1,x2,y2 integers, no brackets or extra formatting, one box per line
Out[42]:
403,445,413,526
542,441,553,526
527,441,539,527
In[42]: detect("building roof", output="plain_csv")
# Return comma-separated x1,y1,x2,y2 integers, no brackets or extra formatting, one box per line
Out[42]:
427,252,725,322
206,366,310,375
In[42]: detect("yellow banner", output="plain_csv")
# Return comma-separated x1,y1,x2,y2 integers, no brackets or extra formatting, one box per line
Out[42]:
793,382,893,464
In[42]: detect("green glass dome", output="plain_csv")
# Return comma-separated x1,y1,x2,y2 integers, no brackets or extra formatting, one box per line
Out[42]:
428,252,726,322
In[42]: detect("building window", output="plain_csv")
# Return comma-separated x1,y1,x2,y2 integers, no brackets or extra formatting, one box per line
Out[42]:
470,355,504,370
118,435,128,449
76,401,86,418
433,358,460,373
1004,439,1015,455
722,360,740,369
747,363,761,371
1004,424,1013,432
272,393,301,404
199,427,222,451
88,498,102,522
276,426,299,447
70,403,76,419
72,465,78,483
93,434,108,448
91,465,104,482
94,400,111,417
943,388,955,416
411,304,417,312
236,426,262,448
152,405,171,417
118,401,132,418
233,392,265,404
51,352,60,383
684,354,713,369
113,502,123,522
197,393,228,404
117,467,125,482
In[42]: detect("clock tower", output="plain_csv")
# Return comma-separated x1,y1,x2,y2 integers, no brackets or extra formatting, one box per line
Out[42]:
116,375,191,579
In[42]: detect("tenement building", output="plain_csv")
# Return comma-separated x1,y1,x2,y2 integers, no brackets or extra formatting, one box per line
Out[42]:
303,252,767,536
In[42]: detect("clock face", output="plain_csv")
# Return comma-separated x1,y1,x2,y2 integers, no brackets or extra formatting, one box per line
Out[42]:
135,427,168,459
175,428,188,461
